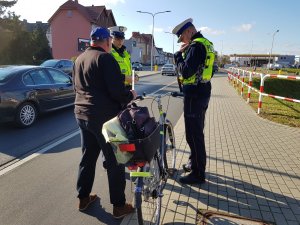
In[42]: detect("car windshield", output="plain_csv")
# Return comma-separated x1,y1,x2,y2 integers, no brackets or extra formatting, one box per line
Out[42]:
164,64,173,68
0,67,18,83
41,60,58,67
133,63,140,66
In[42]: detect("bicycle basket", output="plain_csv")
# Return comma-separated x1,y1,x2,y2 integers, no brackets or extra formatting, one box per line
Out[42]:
119,123,160,164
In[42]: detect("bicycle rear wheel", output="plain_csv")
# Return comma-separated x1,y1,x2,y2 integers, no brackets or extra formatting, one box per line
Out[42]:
164,121,176,175
135,156,162,225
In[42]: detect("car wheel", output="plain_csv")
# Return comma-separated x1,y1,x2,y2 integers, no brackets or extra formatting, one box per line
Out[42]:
15,102,37,128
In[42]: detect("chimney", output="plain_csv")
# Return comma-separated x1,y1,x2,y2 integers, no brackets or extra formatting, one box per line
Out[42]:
74,0,78,3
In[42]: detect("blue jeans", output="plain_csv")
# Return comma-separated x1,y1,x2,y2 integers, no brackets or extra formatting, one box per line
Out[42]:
76,118,126,207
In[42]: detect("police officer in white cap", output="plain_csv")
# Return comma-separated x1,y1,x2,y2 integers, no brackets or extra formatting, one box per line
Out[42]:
108,26,138,90
172,18,215,185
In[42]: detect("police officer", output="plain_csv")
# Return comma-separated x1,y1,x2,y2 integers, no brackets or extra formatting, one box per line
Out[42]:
108,26,138,90
172,18,215,184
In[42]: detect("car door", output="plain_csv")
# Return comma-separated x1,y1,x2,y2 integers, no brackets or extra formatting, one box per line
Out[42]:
46,68,74,107
24,68,57,111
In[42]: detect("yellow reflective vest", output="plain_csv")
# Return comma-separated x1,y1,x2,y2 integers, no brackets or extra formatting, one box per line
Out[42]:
182,37,215,85
111,48,132,86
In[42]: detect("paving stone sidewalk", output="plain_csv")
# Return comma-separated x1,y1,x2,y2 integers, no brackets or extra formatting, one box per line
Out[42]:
121,75,300,225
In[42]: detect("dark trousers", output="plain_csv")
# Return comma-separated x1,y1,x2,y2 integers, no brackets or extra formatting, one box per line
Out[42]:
184,96,210,177
76,118,126,207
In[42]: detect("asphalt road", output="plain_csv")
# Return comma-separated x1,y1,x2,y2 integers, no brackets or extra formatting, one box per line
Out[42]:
0,73,184,225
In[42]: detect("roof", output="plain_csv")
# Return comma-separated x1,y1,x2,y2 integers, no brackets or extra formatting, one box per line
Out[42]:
229,54,281,57
48,0,116,26
131,32,153,45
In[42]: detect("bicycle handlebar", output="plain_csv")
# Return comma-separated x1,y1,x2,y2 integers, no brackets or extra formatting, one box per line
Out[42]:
135,92,183,101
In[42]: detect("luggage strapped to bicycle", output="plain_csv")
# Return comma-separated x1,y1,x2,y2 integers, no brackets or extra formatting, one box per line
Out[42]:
102,102,161,166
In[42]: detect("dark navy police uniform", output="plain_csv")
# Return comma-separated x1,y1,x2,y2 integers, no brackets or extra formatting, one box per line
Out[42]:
174,32,211,180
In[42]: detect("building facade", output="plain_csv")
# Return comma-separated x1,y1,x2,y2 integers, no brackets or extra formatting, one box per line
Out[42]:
130,32,153,65
230,54,296,67
48,0,116,59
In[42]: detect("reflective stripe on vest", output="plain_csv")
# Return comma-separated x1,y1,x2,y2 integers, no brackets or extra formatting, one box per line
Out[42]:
182,37,215,85
111,49,132,85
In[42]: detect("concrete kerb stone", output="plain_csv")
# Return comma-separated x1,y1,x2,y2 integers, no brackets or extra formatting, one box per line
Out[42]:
135,71,160,78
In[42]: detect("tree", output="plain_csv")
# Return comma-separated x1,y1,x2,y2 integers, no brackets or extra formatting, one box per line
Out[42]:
0,0,52,65
0,0,17,17
0,10,52,65
31,25,52,63
219,55,231,67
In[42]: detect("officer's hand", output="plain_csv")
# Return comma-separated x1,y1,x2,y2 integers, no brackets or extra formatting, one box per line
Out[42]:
179,43,189,52
130,90,137,99
125,76,132,84
125,75,139,84
134,73,140,82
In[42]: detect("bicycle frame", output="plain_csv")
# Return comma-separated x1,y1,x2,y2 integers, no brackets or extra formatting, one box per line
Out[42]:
130,92,180,225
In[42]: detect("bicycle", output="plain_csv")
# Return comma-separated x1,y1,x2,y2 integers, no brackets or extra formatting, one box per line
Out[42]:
127,91,183,225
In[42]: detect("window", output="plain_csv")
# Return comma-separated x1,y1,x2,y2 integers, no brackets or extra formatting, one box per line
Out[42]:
78,38,90,51
48,69,71,84
65,60,74,67
67,10,72,18
23,74,34,85
29,69,52,85
133,41,136,47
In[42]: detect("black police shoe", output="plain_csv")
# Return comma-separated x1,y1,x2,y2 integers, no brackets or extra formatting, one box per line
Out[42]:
103,160,107,170
179,173,205,185
182,163,191,173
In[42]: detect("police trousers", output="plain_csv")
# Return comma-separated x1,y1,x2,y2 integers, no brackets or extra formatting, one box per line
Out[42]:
184,95,210,177
76,118,126,207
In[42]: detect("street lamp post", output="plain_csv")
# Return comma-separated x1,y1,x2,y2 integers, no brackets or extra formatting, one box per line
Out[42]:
164,31,175,55
268,29,279,70
137,10,171,71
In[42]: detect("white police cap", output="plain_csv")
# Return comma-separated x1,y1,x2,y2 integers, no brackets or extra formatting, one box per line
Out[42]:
172,18,193,43
108,26,127,39
108,26,127,33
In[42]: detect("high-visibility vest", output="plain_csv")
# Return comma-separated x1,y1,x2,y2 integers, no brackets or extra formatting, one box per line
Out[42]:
111,48,132,85
182,37,215,85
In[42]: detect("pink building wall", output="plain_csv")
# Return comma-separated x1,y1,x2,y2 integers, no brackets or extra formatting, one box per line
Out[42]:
51,10,91,59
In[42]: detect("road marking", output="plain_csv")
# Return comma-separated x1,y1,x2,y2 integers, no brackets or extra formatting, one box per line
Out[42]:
0,130,80,176
151,80,177,94
0,80,178,177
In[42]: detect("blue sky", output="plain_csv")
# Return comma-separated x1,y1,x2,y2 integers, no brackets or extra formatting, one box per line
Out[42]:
11,0,300,56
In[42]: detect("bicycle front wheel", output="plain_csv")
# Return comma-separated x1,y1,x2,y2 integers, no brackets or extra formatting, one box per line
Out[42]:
135,157,162,225
164,121,176,175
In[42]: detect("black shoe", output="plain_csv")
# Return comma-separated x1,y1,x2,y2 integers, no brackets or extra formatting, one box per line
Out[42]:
179,173,205,185
182,163,192,172
103,160,107,169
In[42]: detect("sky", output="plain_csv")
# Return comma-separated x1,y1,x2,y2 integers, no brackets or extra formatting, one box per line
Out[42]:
10,0,300,56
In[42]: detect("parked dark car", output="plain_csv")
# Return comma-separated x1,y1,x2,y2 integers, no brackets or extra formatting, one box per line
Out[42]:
0,65,75,128
132,62,143,71
213,62,219,74
40,59,74,76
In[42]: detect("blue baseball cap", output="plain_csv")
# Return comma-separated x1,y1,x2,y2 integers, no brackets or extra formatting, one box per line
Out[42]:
90,27,112,41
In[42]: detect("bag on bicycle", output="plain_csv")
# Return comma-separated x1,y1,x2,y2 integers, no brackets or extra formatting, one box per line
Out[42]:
118,103,158,140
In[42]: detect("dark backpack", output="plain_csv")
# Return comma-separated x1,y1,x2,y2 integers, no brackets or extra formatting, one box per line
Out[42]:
118,103,158,140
